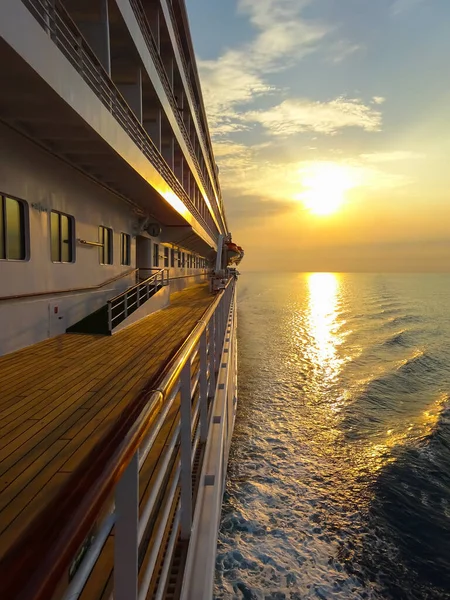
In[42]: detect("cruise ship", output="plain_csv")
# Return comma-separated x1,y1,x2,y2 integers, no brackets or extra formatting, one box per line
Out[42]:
0,1,242,598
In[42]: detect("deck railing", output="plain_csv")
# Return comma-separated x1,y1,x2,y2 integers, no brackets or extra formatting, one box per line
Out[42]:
21,0,218,242
162,0,218,188
128,0,224,233
0,279,236,600
161,0,226,223
107,268,168,330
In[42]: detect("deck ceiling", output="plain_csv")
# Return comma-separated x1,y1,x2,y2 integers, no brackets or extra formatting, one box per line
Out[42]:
0,38,213,254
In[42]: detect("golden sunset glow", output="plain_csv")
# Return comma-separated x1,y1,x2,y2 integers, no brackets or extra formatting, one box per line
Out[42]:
307,273,342,372
297,163,357,216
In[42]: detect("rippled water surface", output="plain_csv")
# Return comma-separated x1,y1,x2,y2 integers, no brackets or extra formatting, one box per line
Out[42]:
215,273,450,600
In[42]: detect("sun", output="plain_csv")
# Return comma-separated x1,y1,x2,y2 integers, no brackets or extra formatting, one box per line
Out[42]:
296,162,357,216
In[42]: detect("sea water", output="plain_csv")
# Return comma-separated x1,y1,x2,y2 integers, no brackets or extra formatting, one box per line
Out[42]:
214,273,450,600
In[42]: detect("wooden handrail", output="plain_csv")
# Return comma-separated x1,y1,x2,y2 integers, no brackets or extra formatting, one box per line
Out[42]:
0,281,232,600
0,269,138,302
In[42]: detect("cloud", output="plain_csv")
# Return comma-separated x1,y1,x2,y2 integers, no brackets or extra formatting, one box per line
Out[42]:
198,0,330,136
226,194,294,224
198,53,274,134
198,0,382,142
214,145,410,211
213,140,255,172
372,96,386,104
360,151,425,163
243,97,382,136
390,0,425,16
198,1,389,236
326,40,362,64
237,0,328,67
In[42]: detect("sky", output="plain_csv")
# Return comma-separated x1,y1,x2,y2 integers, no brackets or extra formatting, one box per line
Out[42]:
186,0,450,272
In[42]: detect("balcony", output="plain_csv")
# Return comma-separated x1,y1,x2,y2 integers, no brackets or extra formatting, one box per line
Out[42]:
123,0,226,233
159,0,226,222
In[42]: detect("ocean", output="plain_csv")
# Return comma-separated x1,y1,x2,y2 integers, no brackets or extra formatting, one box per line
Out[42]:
214,272,450,600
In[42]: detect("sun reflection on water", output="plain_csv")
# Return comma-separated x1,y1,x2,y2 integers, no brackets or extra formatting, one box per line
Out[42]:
306,273,343,380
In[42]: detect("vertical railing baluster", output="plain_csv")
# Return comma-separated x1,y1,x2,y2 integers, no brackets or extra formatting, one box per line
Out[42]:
180,361,192,539
137,283,140,308
215,301,222,368
221,293,226,341
114,452,139,600
211,310,217,375
124,292,128,318
208,320,216,398
107,302,112,330
199,330,208,443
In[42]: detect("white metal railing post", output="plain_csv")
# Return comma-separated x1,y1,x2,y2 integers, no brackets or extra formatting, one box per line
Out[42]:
215,302,221,369
114,452,139,600
211,309,217,373
124,292,128,318
208,320,216,397
137,284,141,308
221,293,226,338
180,361,193,539
146,281,150,300
199,330,208,443
107,302,112,330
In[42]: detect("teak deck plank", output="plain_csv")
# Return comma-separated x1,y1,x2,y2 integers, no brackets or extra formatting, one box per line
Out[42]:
0,283,214,561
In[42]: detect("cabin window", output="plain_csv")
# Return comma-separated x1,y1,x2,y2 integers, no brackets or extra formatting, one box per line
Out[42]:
51,211,74,263
0,196,27,261
164,246,169,268
170,248,175,268
120,233,131,266
153,243,159,267
99,226,113,265
177,250,181,268
182,252,185,268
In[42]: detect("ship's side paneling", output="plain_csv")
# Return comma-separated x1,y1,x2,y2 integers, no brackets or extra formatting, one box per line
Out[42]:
0,124,136,354
0,124,209,355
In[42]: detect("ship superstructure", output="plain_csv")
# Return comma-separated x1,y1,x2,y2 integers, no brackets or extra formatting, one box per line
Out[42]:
0,1,240,598
0,0,229,354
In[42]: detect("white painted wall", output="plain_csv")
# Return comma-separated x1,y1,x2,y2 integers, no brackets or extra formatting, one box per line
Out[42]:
0,123,137,297
0,126,210,356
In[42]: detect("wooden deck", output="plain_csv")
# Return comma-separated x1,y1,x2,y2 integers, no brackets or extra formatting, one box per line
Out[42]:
0,283,214,561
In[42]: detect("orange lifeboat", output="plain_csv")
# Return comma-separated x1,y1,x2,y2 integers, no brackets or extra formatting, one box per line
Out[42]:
225,241,244,265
